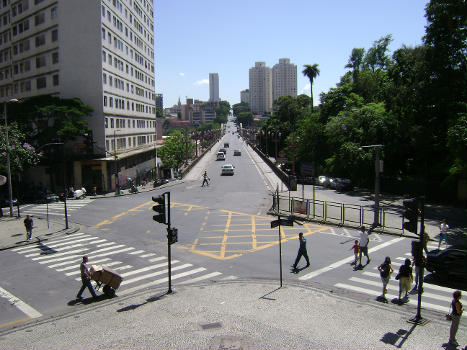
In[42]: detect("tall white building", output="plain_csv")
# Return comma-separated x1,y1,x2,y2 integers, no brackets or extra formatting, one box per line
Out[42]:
0,0,156,192
272,58,297,102
209,72,219,102
249,62,272,114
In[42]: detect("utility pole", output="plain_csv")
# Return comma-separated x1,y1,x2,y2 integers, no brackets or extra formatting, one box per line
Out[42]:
3,99,18,217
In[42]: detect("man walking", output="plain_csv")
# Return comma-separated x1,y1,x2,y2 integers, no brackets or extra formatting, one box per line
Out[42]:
201,170,210,187
292,232,310,270
76,256,98,301
24,215,33,241
357,226,370,268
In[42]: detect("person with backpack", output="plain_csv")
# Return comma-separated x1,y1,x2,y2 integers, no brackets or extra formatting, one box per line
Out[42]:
377,257,393,302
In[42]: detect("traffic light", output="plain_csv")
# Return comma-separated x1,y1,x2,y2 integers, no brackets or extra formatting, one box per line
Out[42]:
403,198,418,233
167,227,178,245
152,194,166,224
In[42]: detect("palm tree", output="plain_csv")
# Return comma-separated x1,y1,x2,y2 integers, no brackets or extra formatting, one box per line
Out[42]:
302,64,320,111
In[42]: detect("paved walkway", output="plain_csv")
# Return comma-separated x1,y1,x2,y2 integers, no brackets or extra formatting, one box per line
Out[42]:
0,278,464,350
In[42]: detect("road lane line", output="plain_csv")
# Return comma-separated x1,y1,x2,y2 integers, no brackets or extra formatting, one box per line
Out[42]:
55,258,111,271
119,267,206,296
10,233,87,252
179,272,222,284
121,263,192,285
25,244,84,257
32,248,89,261
334,283,447,313
299,237,405,280
0,286,42,319
148,256,166,262
119,261,179,277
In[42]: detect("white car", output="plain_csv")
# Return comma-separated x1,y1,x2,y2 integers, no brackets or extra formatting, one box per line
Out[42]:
221,164,235,176
216,152,225,161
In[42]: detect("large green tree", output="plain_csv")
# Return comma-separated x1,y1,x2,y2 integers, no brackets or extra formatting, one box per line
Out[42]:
158,129,194,173
0,123,38,174
302,64,320,111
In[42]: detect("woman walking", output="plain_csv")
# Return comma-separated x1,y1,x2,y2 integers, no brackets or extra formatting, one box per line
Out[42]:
448,290,464,346
377,257,393,302
397,258,413,303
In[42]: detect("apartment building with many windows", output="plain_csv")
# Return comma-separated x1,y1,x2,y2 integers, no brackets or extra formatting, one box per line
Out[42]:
249,61,272,115
272,58,297,102
0,0,157,192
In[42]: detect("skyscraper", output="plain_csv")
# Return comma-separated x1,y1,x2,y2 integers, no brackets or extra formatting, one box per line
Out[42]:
272,58,297,102
209,73,219,102
249,62,272,114
0,0,156,192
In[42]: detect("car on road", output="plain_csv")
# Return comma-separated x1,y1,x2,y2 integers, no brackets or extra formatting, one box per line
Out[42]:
219,148,227,154
330,178,353,191
221,164,235,175
318,175,330,187
425,247,466,281
224,142,229,148
233,149,241,156
216,152,226,161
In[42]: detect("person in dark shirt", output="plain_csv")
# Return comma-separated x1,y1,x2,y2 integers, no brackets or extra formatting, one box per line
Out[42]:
397,258,413,302
76,256,98,301
292,232,310,270
24,215,33,241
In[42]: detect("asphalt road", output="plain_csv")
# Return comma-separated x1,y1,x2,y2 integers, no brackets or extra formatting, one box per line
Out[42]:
0,121,464,330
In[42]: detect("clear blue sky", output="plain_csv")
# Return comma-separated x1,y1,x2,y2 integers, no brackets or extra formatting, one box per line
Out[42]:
154,0,429,108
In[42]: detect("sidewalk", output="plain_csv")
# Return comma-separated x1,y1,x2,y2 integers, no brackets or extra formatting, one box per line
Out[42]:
0,279,463,350
0,215,79,251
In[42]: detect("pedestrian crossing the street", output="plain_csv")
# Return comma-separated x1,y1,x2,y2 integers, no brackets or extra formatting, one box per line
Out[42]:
11,232,236,296
333,243,459,314
20,199,95,218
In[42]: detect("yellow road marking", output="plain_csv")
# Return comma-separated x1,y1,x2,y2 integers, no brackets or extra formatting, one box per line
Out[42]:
251,215,257,250
94,200,152,228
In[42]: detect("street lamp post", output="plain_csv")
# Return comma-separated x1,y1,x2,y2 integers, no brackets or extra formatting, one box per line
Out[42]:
360,144,383,229
3,99,18,217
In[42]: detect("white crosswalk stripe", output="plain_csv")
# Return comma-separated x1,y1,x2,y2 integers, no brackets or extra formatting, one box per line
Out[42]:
334,248,463,314
13,232,235,295
21,198,95,218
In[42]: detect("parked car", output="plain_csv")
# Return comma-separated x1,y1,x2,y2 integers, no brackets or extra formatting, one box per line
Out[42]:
0,197,18,207
216,152,226,161
233,149,242,156
153,178,169,188
221,164,235,176
425,247,466,281
297,176,315,185
330,178,353,191
318,175,330,187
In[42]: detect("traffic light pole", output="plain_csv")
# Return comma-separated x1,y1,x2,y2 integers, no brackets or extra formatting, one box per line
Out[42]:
167,191,172,294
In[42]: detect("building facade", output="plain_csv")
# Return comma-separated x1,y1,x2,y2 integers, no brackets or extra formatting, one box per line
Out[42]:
0,0,157,192
155,93,163,111
209,72,219,102
272,58,297,102
240,89,249,104
248,62,272,115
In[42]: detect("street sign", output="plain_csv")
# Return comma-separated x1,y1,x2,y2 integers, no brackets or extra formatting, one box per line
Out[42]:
0,175,6,186
270,218,294,228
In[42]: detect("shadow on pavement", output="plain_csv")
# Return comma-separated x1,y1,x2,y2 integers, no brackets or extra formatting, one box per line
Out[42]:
116,292,166,313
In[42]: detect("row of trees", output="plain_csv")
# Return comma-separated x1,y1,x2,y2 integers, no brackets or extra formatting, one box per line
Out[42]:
255,0,466,200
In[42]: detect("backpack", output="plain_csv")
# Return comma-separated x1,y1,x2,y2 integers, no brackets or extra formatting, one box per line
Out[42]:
380,263,390,278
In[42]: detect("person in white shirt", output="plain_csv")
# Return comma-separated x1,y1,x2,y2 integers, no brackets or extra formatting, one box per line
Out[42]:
357,226,370,268
438,219,449,249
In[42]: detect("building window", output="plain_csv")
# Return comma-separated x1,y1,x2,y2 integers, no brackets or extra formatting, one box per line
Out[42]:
52,74,59,86
103,96,107,106
36,77,46,89
36,56,46,68
51,30,58,42
105,117,108,127
51,7,57,19
52,52,58,64
110,118,114,128
103,73,106,84
109,97,113,108
35,34,45,47
102,50,106,62
109,76,112,86
102,28,105,41
34,13,45,26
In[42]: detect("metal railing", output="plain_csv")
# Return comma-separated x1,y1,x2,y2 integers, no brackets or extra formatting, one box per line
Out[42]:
272,194,410,236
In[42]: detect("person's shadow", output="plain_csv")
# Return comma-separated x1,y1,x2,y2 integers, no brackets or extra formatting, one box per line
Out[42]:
291,266,309,274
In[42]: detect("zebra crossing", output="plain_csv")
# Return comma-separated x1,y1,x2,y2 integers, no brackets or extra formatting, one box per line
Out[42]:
20,198,95,218
11,232,236,297
334,243,459,313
